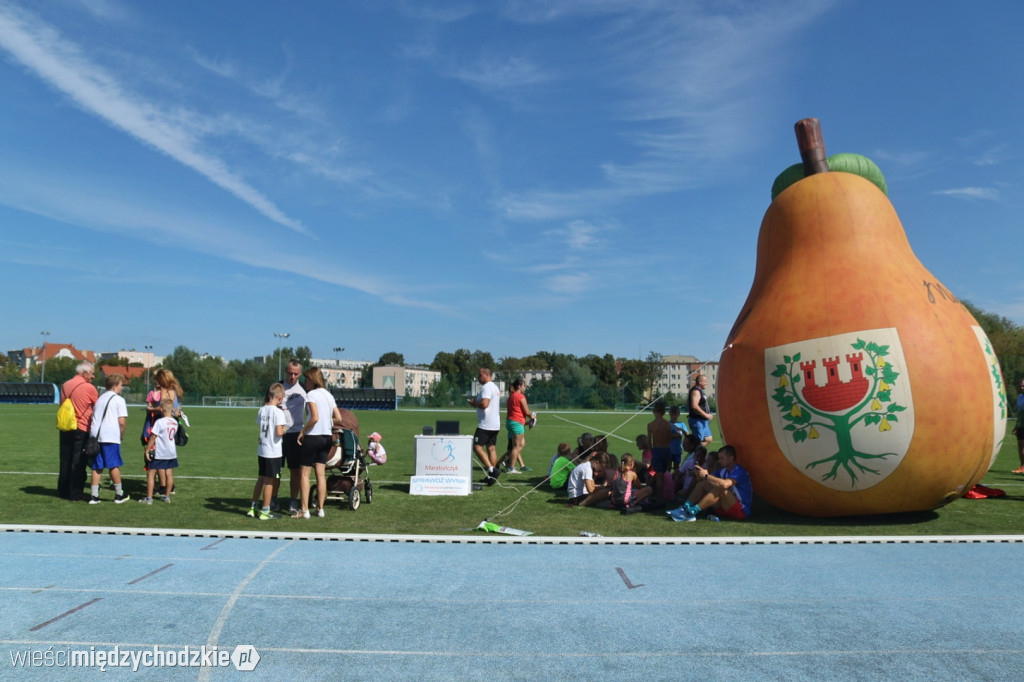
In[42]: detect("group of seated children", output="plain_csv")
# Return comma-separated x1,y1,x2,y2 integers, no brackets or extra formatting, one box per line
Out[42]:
546,429,752,521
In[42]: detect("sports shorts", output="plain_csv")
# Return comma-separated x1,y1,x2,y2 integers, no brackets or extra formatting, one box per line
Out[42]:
258,456,283,478
688,418,712,442
714,497,747,520
92,443,124,471
149,458,178,470
300,434,333,467
283,432,302,469
650,447,671,473
473,428,499,448
506,419,525,436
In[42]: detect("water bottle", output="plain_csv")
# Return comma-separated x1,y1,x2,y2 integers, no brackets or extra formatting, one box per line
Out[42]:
579,531,603,537
705,514,720,522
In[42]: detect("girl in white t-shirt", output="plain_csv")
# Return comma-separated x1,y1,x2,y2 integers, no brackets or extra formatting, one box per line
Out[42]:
142,399,178,504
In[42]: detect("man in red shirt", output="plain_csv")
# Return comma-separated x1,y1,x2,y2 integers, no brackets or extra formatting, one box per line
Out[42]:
58,362,98,501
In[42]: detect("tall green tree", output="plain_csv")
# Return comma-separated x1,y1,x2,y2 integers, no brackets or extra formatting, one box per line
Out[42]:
378,351,405,366
0,355,24,382
581,353,618,388
30,356,80,385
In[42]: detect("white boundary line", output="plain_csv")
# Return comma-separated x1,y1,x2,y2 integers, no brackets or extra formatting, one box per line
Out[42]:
3,524,1023,546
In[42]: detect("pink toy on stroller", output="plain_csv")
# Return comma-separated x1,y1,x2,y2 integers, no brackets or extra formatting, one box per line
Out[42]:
366,432,386,465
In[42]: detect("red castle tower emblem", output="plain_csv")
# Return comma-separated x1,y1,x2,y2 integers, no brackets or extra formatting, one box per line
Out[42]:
798,353,870,413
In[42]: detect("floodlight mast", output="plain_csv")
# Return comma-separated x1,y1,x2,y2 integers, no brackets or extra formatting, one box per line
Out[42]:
144,345,154,389
40,331,50,384
274,332,291,380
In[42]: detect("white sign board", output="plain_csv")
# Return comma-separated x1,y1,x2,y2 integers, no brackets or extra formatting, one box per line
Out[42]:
412,434,474,495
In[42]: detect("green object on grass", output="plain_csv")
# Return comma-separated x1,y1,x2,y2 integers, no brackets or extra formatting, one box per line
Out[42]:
477,520,533,536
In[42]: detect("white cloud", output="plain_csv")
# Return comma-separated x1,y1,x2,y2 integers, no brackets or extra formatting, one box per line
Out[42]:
972,145,1008,167
453,55,553,92
495,1,837,221
933,187,1001,202
189,48,238,79
0,4,311,236
545,272,593,295
0,164,452,313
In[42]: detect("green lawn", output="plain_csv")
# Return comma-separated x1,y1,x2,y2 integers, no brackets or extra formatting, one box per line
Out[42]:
3,404,1021,537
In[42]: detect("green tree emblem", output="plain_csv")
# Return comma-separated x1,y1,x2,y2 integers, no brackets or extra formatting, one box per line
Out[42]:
771,338,907,487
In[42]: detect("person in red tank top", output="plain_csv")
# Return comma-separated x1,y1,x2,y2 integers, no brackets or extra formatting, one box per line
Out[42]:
501,378,534,474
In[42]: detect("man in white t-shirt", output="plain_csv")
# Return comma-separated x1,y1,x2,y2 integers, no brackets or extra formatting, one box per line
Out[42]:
87,373,130,504
468,367,502,485
279,360,304,513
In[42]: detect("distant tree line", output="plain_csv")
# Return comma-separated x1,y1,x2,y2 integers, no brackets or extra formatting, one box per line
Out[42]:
8,300,1024,412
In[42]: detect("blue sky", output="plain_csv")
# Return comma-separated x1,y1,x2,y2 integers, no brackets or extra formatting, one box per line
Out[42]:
2,0,1022,367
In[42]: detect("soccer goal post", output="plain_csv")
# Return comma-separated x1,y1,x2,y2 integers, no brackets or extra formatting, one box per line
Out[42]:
201,396,261,408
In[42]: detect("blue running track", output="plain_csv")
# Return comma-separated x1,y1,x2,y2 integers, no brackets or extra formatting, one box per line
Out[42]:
1,526,1022,680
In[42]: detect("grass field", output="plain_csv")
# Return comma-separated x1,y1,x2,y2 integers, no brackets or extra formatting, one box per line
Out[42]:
3,404,1022,537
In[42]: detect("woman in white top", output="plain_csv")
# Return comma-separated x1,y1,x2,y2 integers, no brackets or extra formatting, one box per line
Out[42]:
295,367,342,518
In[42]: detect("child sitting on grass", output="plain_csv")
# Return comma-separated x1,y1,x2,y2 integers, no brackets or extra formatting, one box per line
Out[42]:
549,443,576,490
142,398,178,505
611,453,653,513
635,434,652,469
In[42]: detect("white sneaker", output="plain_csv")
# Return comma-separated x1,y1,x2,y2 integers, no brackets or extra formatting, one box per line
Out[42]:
317,508,325,518
292,509,310,519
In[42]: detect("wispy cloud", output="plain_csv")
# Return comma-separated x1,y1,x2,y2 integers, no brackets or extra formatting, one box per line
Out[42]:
453,55,553,92
545,219,610,251
545,272,593,295
972,145,1009,166
188,48,238,79
497,1,836,220
68,0,133,23
933,187,1001,202
0,3,311,236
0,164,453,313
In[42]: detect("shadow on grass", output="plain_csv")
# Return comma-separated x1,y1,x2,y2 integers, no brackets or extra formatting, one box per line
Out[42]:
20,485,65,500
746,503,941,528
204,496,256,514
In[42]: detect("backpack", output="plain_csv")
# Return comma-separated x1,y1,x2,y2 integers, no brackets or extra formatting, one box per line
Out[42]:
174,418,188,447
56,399,77,431
56,382,86,432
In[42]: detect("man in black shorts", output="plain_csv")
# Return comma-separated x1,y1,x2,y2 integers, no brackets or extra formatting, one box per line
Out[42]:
280,360,306,512
468,367,502,485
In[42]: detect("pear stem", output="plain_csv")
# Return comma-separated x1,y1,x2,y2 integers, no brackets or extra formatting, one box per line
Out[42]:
795,118,829,175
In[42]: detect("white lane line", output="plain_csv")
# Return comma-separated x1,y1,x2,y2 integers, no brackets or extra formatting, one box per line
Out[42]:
198,539,293,682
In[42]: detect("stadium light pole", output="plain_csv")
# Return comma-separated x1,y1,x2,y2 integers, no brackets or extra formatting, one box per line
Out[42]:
274,332,291,379
332,347,345,387
39,331,50,384
144,345,154,389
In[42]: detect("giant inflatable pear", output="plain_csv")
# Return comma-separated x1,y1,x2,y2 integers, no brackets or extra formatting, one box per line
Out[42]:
717,118,1006,517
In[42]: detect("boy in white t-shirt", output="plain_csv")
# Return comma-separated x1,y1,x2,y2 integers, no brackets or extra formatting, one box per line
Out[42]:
141,398,178,505
88,374,130,504
248,383,287,520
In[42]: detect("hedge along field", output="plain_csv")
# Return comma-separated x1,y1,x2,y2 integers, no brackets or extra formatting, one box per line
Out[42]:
2,403,1022,537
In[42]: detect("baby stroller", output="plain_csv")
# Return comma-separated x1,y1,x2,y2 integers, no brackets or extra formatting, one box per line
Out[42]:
315,427,373,510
